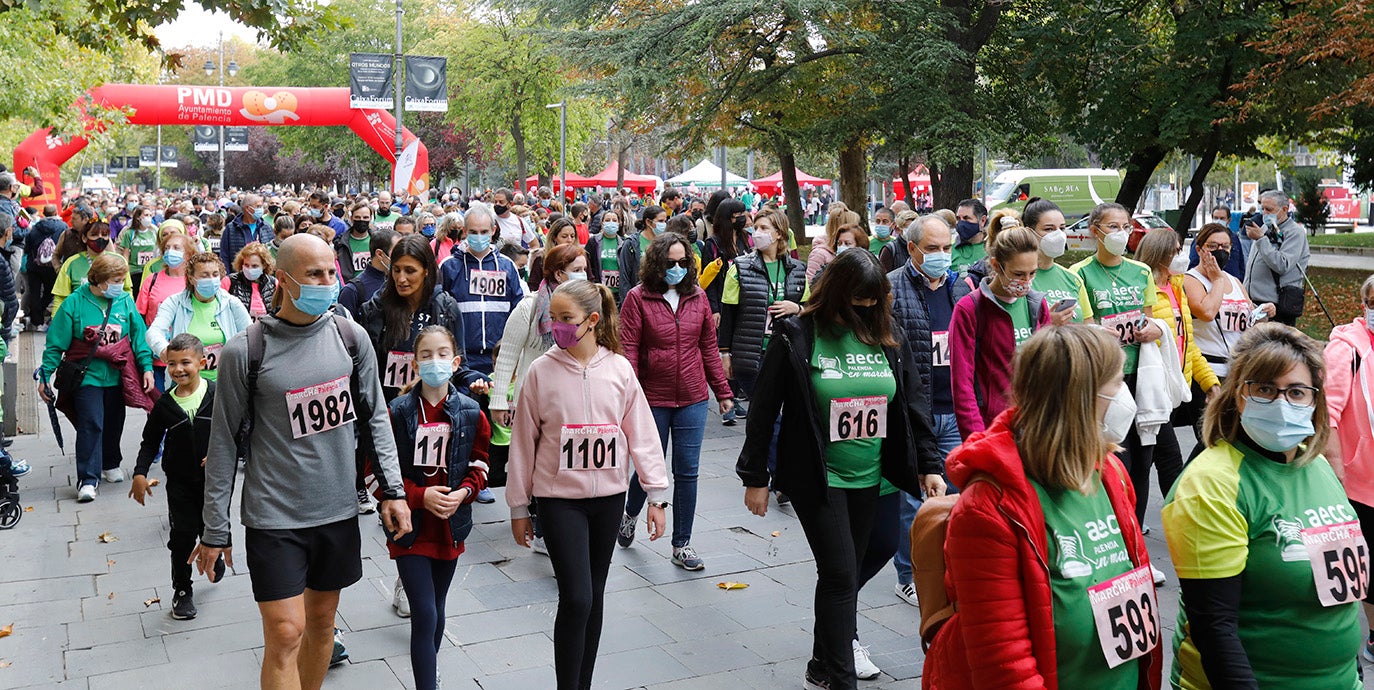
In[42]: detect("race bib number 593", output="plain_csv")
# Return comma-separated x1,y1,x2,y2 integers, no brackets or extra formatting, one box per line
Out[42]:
1088,564,1160,668
1302,521,1370,607
285,376,356,439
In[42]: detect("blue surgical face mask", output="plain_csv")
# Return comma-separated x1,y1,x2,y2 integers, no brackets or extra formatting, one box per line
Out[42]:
874,224,892,239
466,233,492,253
919,250,952,279
418,358,453,388
1262,213,1278,227
194,277,219,299
665,265,688,286
836,245,851,255
102,282,124,299
285,273,339,316
308,207,322,218
565,271,587,283
602,222,619,236
1241,396,1315,453
655,221,667,233
421,224,436,237
243,266,263,281
252,207,265,221
163,249,185,268
126,202,138,212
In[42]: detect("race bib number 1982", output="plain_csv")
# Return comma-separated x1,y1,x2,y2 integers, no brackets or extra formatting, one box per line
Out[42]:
285,375,356,439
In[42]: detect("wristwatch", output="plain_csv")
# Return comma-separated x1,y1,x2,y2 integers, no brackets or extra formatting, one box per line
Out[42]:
648,500,669,509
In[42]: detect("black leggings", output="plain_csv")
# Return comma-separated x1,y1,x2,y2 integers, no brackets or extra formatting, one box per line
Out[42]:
396,555,459,690
793,484,880,690
538,494,623,690
857,490,900,593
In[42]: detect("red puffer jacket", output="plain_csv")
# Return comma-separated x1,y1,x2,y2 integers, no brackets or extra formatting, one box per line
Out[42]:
924,409,1162,690
619,284,732,409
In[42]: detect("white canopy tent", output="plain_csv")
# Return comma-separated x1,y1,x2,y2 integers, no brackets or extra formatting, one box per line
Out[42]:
666,159,750,188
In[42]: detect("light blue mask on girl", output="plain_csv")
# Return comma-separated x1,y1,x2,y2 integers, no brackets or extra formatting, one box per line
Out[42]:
418,359,453,388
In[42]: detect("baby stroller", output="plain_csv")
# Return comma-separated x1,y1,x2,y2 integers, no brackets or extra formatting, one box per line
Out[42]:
0,461,19,529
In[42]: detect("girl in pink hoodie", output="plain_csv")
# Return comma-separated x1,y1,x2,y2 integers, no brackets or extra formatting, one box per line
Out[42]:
506,278,669,690
1324,276,1374,649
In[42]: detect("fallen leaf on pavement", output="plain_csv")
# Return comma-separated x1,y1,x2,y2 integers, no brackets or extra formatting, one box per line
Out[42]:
97,532,117,543
0,660,10,668
107,593,114,600
0,623,12,638
771,531,780,537
106,560,116,567
142,597,160,608
22,507,32,513
148,479,160,487
717,582,749,590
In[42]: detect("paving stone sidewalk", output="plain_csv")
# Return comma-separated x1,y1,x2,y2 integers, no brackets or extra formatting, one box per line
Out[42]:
1,331,1364,689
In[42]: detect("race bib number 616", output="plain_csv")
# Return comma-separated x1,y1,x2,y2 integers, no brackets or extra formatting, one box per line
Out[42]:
828,396,888,442
285,376,356,439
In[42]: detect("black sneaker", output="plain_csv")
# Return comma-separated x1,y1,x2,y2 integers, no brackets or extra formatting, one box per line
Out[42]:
170,589,197,620
617,513,637,548
803,668,831,690
775,491,791,505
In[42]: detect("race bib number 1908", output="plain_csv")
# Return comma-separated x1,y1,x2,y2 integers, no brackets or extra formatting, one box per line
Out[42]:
285,375,356,439
469,269,507,297
1088,564,1160,668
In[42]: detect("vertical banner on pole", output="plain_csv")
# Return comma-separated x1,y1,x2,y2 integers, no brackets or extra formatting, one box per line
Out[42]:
139,146,158,167
160,146,179,168
393,138,420,195
404,56,448,112
108,157,124,173
224,127,250,152
193,126,218,152
126,156,141,171
350,53,394,109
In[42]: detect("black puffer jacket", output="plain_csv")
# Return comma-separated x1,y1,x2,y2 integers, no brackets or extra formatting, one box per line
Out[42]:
583,231,642,305
225,272,275,316
717,251,807,381
358,290,486,401
888,265,974,391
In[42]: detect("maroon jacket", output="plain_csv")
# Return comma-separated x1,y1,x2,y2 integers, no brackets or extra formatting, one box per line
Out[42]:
619,284,732,409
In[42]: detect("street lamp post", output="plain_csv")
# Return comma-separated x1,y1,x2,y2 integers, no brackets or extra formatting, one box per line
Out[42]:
204,31,239,192
546,102,566,202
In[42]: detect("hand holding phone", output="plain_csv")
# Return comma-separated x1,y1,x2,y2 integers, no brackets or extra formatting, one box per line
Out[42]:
1052,297,1078,313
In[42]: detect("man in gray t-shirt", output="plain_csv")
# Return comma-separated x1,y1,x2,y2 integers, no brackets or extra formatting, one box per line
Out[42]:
194,234,411,689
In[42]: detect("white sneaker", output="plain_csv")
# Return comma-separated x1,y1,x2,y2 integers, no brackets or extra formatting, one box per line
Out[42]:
895,582,919,607
76,484,97,502
1151,564,1167,586
357,489,377,515
392,577,411,618
852,639,880,680
531,536,548,555
101,468,124,483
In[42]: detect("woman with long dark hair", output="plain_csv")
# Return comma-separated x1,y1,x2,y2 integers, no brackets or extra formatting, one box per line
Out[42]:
739,249,943,690
529,218,580,292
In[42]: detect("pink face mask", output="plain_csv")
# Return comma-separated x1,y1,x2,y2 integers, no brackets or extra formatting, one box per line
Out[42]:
551,319,587,349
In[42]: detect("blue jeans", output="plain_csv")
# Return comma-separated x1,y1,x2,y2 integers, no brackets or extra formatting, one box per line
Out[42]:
894,412,961,584
625,400,708,548
73,385,126,488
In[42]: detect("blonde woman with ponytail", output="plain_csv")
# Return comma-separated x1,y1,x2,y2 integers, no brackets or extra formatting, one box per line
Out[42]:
505,278,669,690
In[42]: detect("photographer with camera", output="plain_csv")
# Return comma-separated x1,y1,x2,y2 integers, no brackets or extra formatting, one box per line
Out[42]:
1242,190,1310,327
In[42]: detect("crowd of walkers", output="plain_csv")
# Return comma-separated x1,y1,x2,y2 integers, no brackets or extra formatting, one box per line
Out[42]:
0,165,1366,690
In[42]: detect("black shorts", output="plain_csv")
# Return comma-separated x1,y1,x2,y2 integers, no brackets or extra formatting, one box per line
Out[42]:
245,517,362,602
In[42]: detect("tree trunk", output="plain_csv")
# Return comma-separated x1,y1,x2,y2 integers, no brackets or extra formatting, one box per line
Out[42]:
897,155,913,206
1115,145,1168,212
929,158,974,212
838,138,867,230
776,139,805,236
512,112,527,191
1175,143,1221,239
615,145,628,192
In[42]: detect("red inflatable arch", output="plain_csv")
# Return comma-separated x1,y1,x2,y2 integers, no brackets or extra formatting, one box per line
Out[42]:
12,83,430,206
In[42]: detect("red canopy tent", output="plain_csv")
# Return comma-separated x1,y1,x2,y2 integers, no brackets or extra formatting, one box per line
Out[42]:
892,175,932,201
751,168,832,196
581,160,659,194
524,172,593,193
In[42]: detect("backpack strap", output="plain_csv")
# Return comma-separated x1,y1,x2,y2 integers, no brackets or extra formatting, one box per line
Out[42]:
234,321,265,458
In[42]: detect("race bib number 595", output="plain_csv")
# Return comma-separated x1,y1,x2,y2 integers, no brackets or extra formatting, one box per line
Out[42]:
1088,564,1160,668
1302,521,1370,607
285,376,356,439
